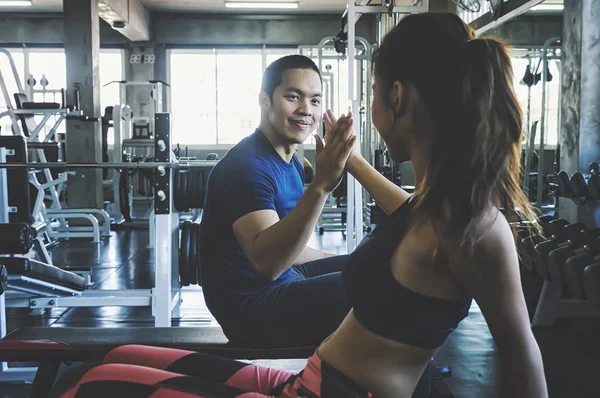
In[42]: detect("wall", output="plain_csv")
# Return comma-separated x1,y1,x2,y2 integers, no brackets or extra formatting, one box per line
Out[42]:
486,15,563,46
0,13,127,46
0,12,375,48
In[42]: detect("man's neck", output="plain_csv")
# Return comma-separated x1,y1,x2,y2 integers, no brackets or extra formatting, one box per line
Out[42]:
258,121,296,163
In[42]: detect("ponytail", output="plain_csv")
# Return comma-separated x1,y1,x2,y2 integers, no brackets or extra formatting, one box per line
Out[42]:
374,13,539,253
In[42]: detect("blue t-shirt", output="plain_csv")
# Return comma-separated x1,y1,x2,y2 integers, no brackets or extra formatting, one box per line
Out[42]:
200,129,305,306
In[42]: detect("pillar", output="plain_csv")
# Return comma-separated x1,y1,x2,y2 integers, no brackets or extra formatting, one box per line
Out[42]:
64,0,103,209
154,45,170,113
558,0,600,226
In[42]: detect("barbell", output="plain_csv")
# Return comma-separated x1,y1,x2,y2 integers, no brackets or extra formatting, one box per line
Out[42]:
0,161,218,170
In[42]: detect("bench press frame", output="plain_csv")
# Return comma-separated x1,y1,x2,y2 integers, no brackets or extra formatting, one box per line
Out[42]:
0,116,184,383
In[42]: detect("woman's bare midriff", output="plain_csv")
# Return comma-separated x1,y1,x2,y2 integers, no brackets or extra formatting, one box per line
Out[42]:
314,219,473,398
316,311,436,398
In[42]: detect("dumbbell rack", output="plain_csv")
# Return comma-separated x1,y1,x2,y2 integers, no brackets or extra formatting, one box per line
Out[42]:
520,216,600,326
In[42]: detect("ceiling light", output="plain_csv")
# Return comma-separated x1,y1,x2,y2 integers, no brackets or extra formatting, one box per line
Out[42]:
225,1,299,9
0,0,32,6
530,4,563,12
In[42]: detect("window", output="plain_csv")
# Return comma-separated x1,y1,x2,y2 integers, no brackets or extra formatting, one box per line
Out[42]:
170,51,217,145
23,49,123,141
216,50,262,145
511,55,560,146
170,48,298,145
265,49,298,69
100,50,124,113
0,48,25,113
99,50,124,146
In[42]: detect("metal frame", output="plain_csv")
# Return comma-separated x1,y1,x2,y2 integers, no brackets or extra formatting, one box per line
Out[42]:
0,47,111,244
342,0,428,252
463,0,545,35
0,116,184,382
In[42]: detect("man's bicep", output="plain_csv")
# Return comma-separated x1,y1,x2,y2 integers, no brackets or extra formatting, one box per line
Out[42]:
227,162,277,222
232,209,280,260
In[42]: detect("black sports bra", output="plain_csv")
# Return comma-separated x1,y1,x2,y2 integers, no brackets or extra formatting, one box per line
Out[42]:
343,197,472,349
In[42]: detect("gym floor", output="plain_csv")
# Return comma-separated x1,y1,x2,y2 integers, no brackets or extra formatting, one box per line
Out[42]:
1,229,599,398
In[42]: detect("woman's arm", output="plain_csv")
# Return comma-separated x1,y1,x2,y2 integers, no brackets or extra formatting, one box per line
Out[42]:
447,213,548,398
323,110,410,215
346,155,411,215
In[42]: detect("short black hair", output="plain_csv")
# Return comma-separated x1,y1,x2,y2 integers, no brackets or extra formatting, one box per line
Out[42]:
104,106,114,115
261,55,322,101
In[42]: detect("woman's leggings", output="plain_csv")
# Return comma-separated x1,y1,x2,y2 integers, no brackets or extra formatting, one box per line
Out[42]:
54,345,372,398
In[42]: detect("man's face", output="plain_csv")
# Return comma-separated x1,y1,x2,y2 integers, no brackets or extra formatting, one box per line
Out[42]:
263,68,322,144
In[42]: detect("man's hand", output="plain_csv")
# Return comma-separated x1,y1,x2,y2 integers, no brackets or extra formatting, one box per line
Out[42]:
323,110,362,169
312,114,356,193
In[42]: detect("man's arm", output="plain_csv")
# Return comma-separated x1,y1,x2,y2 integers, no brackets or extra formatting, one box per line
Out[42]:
234,117,356,281
448,215,548,398
233,184,329,281
346,155,411,215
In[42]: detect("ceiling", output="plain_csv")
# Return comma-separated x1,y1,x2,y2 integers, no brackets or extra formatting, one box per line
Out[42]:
0,0,563,15
0,0,353,13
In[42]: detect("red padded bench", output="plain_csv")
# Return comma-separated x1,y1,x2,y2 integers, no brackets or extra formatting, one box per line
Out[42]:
0,326,317,398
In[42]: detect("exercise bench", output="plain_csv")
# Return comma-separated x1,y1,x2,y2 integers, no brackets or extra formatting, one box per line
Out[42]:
0,325,439,398
0,326,317,398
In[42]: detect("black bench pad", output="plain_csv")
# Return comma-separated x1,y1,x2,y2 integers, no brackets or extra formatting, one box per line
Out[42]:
3,257,86,292
0,327,316,361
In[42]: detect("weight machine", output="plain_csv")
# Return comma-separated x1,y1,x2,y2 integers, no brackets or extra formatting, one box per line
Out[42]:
103,80,171,228
335,0,429,252
520,38,562,212
0,48,111,244
0,114,206,382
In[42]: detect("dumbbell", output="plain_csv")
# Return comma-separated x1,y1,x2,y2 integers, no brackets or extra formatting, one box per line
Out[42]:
532,219,580,280
587,173,600,200
561,236,600,300
583,263,600,309
556,171,573,197
546,227,600,296
569,172,590,198
518,215,555,272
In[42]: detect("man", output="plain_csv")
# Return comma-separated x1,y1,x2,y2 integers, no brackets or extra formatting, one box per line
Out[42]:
200,55,354,348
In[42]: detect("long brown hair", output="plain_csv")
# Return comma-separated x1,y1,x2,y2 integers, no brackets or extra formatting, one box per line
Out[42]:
372,12,539,251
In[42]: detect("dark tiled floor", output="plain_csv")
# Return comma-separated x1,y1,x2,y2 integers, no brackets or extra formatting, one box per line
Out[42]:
1,229,600,397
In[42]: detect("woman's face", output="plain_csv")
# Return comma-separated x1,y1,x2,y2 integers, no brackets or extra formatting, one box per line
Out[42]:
371,77,413,163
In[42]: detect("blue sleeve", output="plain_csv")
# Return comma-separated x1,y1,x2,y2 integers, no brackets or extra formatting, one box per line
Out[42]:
227,159,277,223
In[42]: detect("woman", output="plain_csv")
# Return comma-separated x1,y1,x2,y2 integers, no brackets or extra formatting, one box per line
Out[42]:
53,12,547,398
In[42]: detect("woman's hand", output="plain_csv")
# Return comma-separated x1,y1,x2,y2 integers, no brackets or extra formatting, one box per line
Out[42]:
323,109,362,169
311,114,356,193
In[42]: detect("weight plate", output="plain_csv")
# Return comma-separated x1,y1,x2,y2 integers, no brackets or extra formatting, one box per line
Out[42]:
197,171,206,208
0,264,7,296
189,222,198,285
181,170,190,212
174,169,182,212
195,222,203,286
179,221,191,286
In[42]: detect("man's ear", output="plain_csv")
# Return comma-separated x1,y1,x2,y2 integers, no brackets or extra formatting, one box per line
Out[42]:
259,92,271,111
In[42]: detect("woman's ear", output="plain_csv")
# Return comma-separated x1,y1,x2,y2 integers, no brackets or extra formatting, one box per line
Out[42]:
389,80,405,116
